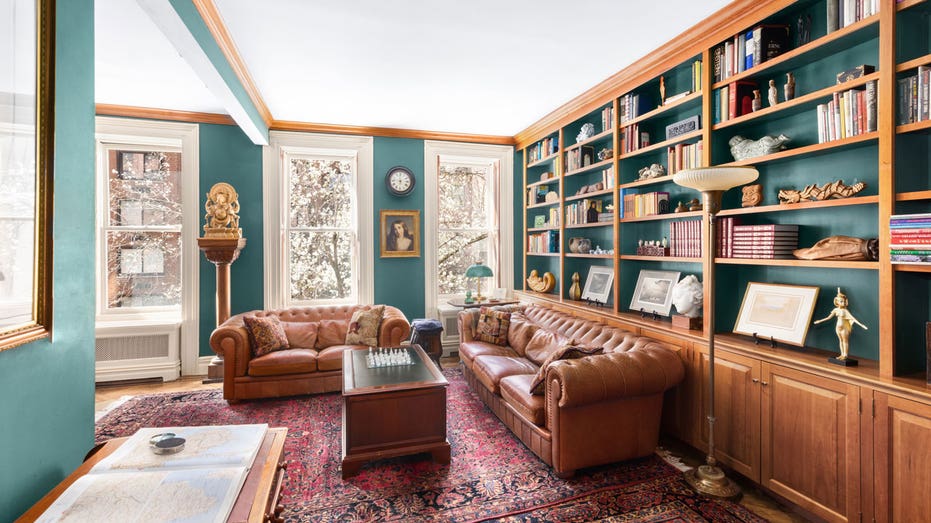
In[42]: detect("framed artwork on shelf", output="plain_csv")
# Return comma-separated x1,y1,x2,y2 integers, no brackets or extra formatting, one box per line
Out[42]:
380,209,420,258
581,266,614,304
733,282,819,347
629,270,680,316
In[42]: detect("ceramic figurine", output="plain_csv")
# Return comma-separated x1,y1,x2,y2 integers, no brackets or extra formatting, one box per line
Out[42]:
768,79,778,107
660,75,666,104
814,287,868,364
784,72,796,101
751,90,762,112
576,123,595,143
728,134,791,161
569,272,582,300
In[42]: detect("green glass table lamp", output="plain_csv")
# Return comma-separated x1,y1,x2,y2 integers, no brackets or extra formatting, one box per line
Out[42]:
465,263,493,302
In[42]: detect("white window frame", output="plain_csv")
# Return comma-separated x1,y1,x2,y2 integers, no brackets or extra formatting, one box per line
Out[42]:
94,117,199,374
424,141,513,319
263,131,374,308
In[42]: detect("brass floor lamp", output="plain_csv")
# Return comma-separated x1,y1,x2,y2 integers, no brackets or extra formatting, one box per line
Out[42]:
672,166,759,499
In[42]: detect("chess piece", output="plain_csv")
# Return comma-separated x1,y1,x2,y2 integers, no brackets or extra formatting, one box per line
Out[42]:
768,79,778,107
752,90,762,112
784,72,796,101
814,288,867,365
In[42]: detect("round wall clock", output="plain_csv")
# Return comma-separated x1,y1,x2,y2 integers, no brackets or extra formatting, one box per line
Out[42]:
385,166,415,196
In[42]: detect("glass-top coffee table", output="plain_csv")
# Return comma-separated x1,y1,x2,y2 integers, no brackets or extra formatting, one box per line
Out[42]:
341,344,450,478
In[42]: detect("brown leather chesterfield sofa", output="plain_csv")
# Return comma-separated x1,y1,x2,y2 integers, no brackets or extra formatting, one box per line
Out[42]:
458,303,684,477
211,305,410,402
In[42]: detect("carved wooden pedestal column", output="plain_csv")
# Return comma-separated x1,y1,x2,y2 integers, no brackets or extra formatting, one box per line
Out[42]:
198,237,246,383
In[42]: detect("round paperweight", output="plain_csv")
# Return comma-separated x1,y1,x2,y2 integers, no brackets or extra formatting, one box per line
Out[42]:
149,433,185,454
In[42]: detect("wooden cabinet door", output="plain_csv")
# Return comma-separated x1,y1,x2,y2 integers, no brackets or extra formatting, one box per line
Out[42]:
697,347,761,481
873,392,931,523
761,364,860,523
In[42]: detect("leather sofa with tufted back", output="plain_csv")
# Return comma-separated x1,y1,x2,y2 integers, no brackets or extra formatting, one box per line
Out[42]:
458,303,684,477
210,305,410,401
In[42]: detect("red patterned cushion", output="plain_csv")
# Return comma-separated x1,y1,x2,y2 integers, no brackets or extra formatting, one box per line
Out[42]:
243,315,290,357
476,307,511,346
529,344,604,395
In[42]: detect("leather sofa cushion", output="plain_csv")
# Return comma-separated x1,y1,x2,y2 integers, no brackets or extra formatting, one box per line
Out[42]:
506,313,539,357
248,348,317,376
523,328,566,366
472,355,538,395
316,319,350,349
317,344,360,371
281,321,318,349
499,374,545,426
459,341,517,370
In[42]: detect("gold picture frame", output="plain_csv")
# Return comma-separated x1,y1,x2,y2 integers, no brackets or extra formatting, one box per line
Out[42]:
0,0,54,351
380,210,420,258
733,282,819,347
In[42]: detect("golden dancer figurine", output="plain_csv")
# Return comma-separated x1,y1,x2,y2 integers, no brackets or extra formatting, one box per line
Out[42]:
814,288,868,366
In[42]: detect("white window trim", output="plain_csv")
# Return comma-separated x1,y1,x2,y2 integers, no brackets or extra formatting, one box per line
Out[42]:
94,117,200,376
424,141,514,319
263,131,374,308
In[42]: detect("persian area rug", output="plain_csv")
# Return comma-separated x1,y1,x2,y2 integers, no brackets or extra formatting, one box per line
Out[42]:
96,368,766,523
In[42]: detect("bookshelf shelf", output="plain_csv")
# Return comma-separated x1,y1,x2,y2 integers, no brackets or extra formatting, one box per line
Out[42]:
565,253,613,259
526,252,560,257
713,71,880,131
721,132,879,167
618,174,677,189
896,120,931,135
618,129,703,160
564,128,614,151
565,188,613,202
620,210,703,223
526,177,558,189
718,195,879,216
527,226,560,232
619,255,701,263
621,91,703,127
893,263,931,272
715,258,878,269
564,158,614,177
897,0,926,12
565,222,613,229
895,53,931,73
896,190,931,202
527,201,560,209
527,153,558,168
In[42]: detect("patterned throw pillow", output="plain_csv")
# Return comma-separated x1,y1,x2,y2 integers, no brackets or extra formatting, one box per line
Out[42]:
345,305,385,347
475,307,512,346
528,344,604,395
243,315,290,357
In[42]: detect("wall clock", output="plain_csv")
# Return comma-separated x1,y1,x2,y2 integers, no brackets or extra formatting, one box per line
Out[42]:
385,166,415,196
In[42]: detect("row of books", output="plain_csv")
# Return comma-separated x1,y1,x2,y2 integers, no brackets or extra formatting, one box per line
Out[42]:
527,184,553,205
619,124,650,155
890,213,931,264
689,60,703,96
526,137,558,164
528,230,559,254
827,0,879,33
622,191,669,219
667,140,703,176
600,167,615,189
711,25,789,83
724,223,799,259
669,219,702,258
816,80,877,143
897,66,930,126
619,93,653,124
565,198,604,226
600,106,615,133
565,145,595,172
715,80,756,123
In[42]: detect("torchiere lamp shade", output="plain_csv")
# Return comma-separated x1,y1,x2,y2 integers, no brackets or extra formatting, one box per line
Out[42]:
672,166,759,192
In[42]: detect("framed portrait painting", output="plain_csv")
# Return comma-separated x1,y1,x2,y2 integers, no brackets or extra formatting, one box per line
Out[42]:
733,282,819,346
629,270,680,316
380,210,420,258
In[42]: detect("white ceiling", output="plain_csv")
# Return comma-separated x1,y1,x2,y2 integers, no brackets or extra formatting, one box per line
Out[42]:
96,0,733,137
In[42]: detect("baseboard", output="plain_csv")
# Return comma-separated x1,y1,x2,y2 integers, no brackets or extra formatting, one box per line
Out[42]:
95,360,180,383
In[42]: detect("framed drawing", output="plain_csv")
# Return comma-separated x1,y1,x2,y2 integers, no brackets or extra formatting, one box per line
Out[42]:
581,266,614,303
380,210,420,258
629,270,680,316
0,0,54,351
733,282,819,346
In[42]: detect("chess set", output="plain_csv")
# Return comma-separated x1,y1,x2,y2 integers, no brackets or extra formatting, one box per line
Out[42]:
366,347,414,369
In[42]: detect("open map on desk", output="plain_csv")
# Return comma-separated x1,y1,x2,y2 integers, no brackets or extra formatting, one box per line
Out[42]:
37,424,268,523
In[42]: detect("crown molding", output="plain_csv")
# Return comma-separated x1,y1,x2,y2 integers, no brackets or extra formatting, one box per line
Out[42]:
513,0,794,149
271,119,515,146
192,0,274,128
95,104,236,126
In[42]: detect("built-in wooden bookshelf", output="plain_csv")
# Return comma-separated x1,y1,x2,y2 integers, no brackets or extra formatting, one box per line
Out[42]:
515,2,931,520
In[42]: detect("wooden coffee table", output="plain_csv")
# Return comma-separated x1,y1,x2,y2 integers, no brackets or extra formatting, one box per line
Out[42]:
341,344,450,478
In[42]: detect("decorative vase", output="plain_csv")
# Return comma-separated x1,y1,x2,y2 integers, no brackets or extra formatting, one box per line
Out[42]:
751,90,762,112
569,272,582,300
784,72,796,101
569,237,581,253
576,238,592,253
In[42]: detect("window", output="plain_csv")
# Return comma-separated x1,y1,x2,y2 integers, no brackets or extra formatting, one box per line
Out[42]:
424,141,513,316
264,132,373,308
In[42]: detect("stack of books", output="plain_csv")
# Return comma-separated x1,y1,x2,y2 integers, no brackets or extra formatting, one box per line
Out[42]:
731,224,799,259
890,213,931,264
666,140,703,175
669,219,702,258
528,230,559,254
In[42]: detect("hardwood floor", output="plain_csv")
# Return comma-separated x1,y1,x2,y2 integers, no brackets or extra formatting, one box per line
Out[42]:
94,357,810,522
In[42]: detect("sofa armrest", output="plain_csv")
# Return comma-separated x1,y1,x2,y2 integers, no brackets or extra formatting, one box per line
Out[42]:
457,309,482,343
378,305,410,347
210,313,252,378
546,342,685,408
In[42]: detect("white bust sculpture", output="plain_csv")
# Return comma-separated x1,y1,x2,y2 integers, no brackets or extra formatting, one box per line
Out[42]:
671,275,703,318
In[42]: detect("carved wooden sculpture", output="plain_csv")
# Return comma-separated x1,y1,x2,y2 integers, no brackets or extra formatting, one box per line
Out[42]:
778,179,866,204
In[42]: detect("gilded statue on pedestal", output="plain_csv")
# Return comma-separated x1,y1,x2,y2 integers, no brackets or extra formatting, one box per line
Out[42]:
203,182,242,239
813,287,868,365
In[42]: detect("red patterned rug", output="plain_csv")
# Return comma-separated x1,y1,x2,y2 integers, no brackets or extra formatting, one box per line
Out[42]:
96,368,766,522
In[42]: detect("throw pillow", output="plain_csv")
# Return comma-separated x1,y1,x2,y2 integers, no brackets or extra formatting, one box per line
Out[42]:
528,344,604,395
345,305,385,347
475,307,511,346
243,315,290,357
281,321,318,349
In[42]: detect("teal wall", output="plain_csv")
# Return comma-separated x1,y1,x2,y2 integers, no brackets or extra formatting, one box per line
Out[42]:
373,137,426,320
0,0,97,519
197,124,264,356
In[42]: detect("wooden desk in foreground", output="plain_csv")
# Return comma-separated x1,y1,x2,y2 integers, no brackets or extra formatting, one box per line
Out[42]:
17,427,288,523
